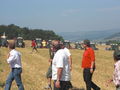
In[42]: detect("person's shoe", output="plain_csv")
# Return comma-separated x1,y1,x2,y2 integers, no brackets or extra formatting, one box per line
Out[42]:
44,85,52,89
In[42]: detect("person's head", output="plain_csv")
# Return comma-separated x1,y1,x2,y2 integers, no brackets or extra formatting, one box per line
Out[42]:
32,39,34,41
113,50,120,62
83,39,91,48
8,42,15,50
61,43,65,49
51,40,60,46
53,44,62,52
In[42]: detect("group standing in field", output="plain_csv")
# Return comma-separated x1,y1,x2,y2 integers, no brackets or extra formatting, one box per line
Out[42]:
3,39,120,90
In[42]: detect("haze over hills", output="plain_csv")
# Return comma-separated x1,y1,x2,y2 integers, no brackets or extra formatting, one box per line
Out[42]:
57,29,120,41
105,32,120,40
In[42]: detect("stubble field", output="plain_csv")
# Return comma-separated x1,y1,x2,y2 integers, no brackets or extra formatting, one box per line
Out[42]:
0,43,115,90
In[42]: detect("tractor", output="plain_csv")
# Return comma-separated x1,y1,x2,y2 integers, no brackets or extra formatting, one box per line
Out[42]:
35,38,42,48
16,37,25,48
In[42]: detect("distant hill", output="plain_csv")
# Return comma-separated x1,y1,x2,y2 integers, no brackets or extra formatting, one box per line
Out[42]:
105,32,120,40
57,29,120,41
0,24,63,40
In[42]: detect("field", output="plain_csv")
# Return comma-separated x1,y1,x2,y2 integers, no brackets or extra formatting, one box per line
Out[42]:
0,44,115,90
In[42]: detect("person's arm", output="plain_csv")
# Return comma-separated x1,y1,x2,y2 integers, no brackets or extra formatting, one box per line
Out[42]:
57,68,63,81
48,47,54,64
106,79,113,87
7,53,10,59
55,68,63,88
65,48,72,71
55,51,64,88
90,61,95,69
48,59,52,65
114,64,120,86
7,52,16,64
69,55,72,71
90,49,95,73
90,61,95,73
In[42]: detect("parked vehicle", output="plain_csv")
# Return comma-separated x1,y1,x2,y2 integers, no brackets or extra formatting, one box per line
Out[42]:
16,37,25,48
35,38,42,48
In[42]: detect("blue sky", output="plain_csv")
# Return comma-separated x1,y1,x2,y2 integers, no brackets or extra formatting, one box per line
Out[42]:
0,0,120,32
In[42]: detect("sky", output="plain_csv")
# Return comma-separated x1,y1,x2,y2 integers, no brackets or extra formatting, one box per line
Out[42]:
0,0,120,32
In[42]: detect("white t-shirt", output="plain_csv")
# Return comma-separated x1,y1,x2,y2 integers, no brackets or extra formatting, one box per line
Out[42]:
64,47,71,57
7,49,22,68
52,49,71,81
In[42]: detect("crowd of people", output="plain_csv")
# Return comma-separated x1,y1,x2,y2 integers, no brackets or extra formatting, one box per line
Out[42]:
3,39,120,90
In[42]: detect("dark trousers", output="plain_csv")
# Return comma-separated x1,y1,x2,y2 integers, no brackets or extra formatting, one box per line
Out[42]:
83,68,100,90
4,68,24,90
32,47,38,52
54,81,72,90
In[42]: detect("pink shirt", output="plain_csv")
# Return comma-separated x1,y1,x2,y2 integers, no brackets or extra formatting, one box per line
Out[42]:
113,60,120,86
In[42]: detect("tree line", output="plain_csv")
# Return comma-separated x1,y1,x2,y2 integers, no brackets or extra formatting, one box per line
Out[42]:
0,24,63,41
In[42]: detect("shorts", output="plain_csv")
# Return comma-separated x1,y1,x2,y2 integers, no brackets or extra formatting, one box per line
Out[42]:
46,65,52,78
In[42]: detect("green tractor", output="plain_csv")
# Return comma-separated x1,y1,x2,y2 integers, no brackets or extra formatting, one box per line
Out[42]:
0,32,8,47
90,44,98,50
35,38,42,48
16,37,25,48
75,42,84,50
46,40,52,48
110,44,119,51
63,40,71,49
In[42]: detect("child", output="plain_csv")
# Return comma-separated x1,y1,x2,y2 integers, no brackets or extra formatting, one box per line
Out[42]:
107,50,120,90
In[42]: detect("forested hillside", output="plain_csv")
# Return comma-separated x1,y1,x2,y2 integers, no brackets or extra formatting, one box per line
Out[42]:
0,24,63,40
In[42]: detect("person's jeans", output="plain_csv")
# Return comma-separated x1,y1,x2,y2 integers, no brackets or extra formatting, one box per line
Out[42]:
53,81,72,90
83,68,100,90
4,68,24,90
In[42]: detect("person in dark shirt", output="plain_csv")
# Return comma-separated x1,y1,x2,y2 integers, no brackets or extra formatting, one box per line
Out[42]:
44,40,59,89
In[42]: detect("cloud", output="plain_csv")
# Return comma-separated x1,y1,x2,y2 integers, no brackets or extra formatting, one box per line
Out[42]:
61,9,81,16
97,6,120,12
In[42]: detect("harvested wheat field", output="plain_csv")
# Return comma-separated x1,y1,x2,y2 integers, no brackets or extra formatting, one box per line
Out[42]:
0,44,115,90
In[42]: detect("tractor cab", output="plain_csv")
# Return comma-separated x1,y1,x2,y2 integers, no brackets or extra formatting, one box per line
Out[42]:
110,44,119,51
75,42,84,50
35,38,42,48
1,32,8,47
63,40,71,49
16,37,25,48
46,40,52,48
90,44,98,50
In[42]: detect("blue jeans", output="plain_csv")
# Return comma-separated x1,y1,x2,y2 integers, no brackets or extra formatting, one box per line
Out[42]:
4,68,24,90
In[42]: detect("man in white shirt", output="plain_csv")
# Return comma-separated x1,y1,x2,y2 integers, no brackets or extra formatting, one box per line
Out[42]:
4,42,24,90
45,40,59,89
63,46,72,71
52,44,71,90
